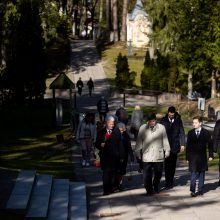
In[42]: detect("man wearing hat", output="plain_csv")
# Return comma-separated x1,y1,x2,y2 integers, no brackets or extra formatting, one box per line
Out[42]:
160,106,185,189
135,113,170,195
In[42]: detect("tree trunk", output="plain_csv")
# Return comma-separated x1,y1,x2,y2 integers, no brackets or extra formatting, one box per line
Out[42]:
188,71,193,98
106,0,111,31
99,0,103,22
112,0,118,41
211,69,217,99
121,0,128,41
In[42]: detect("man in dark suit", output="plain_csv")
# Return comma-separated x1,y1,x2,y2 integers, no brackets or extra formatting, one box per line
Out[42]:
213,118,220,186
160,106,185,189
186,116,213,197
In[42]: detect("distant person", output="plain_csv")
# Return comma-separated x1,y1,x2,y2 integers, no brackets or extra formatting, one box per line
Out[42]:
135,113,170,196
95,115,115,195
76,77,84,96
160,106,185,189
115,105,128,125
76,113,96,167
97,96,109,122
212,118,220,186
87,77,94,97
186,116,213,197
130,105,143,140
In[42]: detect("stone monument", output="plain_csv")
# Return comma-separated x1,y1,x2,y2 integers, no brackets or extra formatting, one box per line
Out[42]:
127,0,152,48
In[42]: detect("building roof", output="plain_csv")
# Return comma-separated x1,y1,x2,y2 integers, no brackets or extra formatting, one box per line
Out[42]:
128,0,148,21
49,73,75,89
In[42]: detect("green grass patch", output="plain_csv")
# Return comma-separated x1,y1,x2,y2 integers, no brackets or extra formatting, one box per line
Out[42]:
0,100,75,180
100,42,145,87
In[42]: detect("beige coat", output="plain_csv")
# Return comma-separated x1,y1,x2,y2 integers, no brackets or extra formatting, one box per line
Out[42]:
135,123,170,162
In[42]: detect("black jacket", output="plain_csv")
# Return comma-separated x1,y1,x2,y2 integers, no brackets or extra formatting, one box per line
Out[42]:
95,128,133,172
160,112,185,154
213,119,220,154
186,128,213,172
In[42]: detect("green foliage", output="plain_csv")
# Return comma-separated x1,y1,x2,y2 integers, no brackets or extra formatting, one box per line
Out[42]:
0,0,71,102
115,53,136,89
145,0,220,98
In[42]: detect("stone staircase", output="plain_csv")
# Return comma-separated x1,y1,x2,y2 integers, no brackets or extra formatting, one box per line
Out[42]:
5,170,87,220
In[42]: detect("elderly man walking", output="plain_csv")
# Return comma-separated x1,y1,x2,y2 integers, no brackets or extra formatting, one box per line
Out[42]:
135,113,170,196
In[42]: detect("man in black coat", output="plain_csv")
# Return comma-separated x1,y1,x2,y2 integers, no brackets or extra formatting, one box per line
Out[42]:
76,77,84,96
95,115,115,195
186,116,213,197
213,118,220,186
87,77,94,97
97,96,109,122
160,106,185,188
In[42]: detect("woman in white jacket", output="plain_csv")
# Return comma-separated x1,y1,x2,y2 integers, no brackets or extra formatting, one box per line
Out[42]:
77,113,96,167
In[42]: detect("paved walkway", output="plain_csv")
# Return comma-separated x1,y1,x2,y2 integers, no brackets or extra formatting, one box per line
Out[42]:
70,40,220,220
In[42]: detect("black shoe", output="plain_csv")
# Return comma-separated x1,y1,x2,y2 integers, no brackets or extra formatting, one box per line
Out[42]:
118,184,123,191
197,191,203,196
218,180,220,186
103,192,110,196
146,191,153,196
153,186,159,194
190,192,197,197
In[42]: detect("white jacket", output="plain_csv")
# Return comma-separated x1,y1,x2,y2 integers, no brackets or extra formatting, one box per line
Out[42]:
135,123,170,162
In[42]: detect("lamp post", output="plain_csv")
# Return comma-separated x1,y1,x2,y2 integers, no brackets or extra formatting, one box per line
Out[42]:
128,40,133,56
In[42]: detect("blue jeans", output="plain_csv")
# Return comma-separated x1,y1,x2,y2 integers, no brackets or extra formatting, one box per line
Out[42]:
190,171,205,193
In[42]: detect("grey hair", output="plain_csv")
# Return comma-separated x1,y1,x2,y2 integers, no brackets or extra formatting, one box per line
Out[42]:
116,122,126,130
105,115,115,122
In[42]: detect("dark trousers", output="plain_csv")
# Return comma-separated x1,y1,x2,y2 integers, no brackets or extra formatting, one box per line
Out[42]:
143,162,163,193
99,112,107,122
190,171,205,193
103,170,115,193
218,154,220,178
164,152,177,187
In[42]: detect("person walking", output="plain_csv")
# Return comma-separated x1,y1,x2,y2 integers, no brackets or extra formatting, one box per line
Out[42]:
186,116,213,197
160,106,185,189
115,105,129,125
130,105,143,172
135,113,170,196
87,77,94,97
97,96,109,122
213,118,220,186
76,113,96,167
95,115,115,195
130,105,143,140
114,122,134,191
76,77,84,96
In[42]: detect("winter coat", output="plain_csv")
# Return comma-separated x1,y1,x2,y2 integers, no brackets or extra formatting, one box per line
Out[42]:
135,123,170,162
97,99,109,113
213,119,220,154
76,121,96,141
186,128,213,172
160,112,185,154
95,127,115,170
95,128,133,172
130,110,143,130
115,129,134,175
115,107,128,124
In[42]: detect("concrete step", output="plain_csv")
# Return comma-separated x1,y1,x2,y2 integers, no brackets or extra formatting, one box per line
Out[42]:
69,182,87,220
47,179,69,220
6,170,36,214
26,174,53,219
